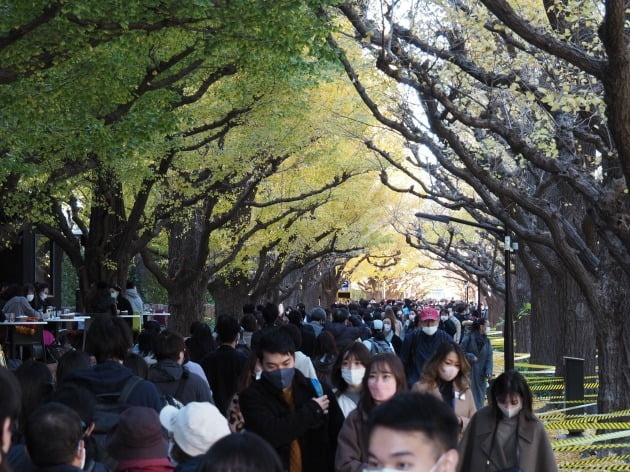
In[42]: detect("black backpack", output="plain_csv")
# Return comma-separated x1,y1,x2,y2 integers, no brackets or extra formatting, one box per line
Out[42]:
160,369,189,408
92,375,143,470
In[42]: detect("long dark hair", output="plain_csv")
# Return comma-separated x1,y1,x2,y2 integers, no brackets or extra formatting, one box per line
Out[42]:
490,370,535,421
331,342,370,395
420,341,471,392
359,353,407,415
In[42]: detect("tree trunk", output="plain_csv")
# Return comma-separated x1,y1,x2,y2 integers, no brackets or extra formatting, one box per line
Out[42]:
558,271,596,376
165,208,209,333
595,263,630,412
168,276,209,334
529,266,561,368
318,266,342,309
208,274,251,319
487,295,504,327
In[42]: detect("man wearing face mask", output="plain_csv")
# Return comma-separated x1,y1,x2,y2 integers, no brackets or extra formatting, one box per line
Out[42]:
400,307,452,388
239,328,344,472
25,402,87,472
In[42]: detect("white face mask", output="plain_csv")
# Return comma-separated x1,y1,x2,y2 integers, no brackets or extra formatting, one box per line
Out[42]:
255,370,262,380
440,315,449,321
439,364,459,382
341,367,366,386
499,404,523,418
110,291,118,299
383,323,392,333
26,294,34,302
408,314,416,321
422,325,438,336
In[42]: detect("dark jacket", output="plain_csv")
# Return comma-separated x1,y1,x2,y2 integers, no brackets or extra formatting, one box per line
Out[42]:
67,361,164,412
36,464,82,472
458,406,558,472
400,329,452,386
461,332,493,409
174,455,203,472
324,322,370,351
299,323,317,357
239,369,344,472
334,408,369,472
200,345,248,414
36,465,83,472
116,295,132,314
148,359,213,405
7,445,107,472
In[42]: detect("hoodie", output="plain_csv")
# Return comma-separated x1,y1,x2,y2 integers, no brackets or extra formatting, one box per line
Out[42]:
148,359,213,405
67,361,164,412
124,288,144,314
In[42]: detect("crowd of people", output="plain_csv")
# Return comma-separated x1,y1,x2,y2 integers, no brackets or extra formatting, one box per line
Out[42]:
0,297,557,472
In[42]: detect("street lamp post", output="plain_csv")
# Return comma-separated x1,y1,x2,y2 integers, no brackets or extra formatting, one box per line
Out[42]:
415,212,517,371
477,255,482,314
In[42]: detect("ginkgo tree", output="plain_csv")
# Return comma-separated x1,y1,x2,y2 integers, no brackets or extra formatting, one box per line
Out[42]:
333,0,629,412
1,0,339,307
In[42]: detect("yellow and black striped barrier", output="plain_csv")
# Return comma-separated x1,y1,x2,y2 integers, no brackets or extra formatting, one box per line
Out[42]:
546,421,630,430
559,456,630,470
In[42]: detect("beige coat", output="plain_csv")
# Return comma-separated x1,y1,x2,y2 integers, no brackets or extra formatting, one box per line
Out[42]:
457,406,558,472
334,407,369,472
412,380,476,431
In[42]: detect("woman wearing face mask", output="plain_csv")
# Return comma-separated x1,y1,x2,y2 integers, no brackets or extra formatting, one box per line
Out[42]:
1,284,40,319
404,310,417,332
381,312,402,354
30,282,52,313
412,341,476,433
461,318,493,409
457,370,558,472
332,342,371,417
335,353,407,472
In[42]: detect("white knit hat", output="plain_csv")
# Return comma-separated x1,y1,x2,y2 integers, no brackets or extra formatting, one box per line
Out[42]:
159,402,230,457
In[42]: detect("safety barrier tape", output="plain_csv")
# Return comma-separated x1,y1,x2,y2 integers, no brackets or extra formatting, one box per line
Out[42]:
515,362,557,369
554,443,630,452
542,400,596,405
529,382,600,392
540,409,630,421
559,455,630,469
552,429,630,447
544,395,598,401
546,421,630,430
537,402,598,416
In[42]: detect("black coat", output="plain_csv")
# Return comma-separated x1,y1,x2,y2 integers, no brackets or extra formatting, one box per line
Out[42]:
200,345,248,415
323,322,370,351
239,369,344,472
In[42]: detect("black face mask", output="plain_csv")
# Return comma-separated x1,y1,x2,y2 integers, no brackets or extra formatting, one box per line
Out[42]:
262,368,295,390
